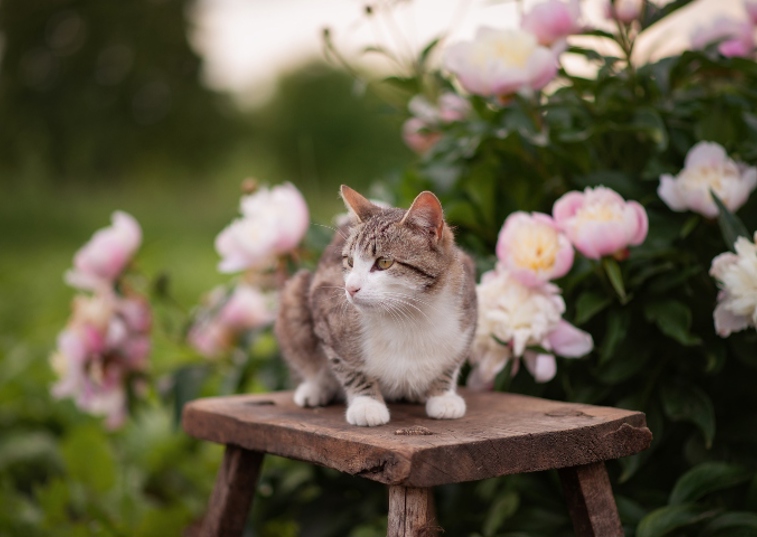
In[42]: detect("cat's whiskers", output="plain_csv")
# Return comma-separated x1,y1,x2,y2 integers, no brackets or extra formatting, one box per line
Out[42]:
313,223,349,241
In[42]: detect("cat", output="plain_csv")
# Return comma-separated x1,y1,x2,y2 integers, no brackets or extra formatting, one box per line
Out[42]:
275,185,477,426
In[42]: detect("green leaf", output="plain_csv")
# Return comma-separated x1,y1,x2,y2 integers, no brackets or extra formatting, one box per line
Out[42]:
643,300,702,346
482,490,520,536
701,512,757,537
417,36,442,68
382,75,419,94
633,107,668,151
637,504,716,537
603,258,627,302
172,365,210,427
599,309,631,364
60,425,116,494
574,291,613,325
640,0,696,31
660,383,716,448
712,191,750,251
136,505,193,537
670,462,751,505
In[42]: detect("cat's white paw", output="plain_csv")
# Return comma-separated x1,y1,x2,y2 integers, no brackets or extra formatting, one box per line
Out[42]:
426,392,466,420
346,396,390,427
293,380,332,407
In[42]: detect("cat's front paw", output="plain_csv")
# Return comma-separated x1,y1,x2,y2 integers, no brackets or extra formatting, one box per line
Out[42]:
426,392,466,420
293,380,332,407
346,396,390,427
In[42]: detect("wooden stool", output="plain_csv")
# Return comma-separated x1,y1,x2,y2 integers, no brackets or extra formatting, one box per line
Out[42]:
182,389,652,537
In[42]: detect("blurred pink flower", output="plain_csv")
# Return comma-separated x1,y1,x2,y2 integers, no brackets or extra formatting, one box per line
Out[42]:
402,93,470,154
521,0,583,48
553,186,648,259
65,211,142,290
402,117,443,154
604,0,644,24
189,284,277,358
658,141,757,218
444,27,558,98
216,183,309,273
469,268,592,386
710,232,757,337
746,0,757,25
691,17,755,57
496,211,574,287
51,291,151,429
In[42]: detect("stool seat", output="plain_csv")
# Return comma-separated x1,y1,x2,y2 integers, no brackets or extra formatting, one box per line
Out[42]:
183,389,652,536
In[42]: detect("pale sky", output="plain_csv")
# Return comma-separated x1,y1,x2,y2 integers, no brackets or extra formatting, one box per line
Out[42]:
191,0,745,106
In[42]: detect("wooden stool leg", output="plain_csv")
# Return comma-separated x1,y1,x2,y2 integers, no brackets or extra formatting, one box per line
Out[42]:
200,444,264,537
387,486,441,537
558,462,623,537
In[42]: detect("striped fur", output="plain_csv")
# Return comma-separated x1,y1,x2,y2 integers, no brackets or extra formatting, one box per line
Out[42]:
275,186,477,426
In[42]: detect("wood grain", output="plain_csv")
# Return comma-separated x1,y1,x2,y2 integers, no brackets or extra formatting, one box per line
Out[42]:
387,486,441,537
558,462,624,537
199,445,264,537
182,389,652,487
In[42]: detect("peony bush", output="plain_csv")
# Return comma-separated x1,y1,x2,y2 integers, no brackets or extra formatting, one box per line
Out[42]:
382,0,757,534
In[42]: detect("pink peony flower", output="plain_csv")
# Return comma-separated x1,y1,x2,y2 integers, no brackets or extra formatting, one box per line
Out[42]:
443,27,558,98
51,291,151,429
553,186,648,259
468,268,593,386
216,183,309,273
219,284,277,330
604,0,644,24
746,0,757,25
521,0,583,48
658,141,757,219
65,211,142,290
402,117,443,154
402,93,470,154
496,211,574,287
189,284,277,358
710,232,757,337
691,17,755,57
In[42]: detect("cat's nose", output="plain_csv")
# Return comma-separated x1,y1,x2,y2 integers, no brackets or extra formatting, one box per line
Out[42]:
346,284,361,297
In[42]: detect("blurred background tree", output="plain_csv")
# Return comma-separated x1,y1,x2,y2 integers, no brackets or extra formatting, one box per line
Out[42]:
0,0,410,192
0,0,242,183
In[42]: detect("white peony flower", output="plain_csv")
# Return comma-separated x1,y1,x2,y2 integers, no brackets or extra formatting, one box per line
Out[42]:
469,268,592,386
658,141,757,219
215,182,310,273
444,27,558,98
710,232,757,336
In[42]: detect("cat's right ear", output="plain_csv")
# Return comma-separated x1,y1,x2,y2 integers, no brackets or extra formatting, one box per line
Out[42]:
340,185,379,223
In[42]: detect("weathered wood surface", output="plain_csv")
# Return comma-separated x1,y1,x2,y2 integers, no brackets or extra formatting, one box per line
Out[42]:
387,486,441,537
182,389,652,487
559,462,624,537
199,445,264,537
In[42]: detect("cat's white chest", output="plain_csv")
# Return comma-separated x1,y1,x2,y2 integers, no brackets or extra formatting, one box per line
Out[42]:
360,291,468,401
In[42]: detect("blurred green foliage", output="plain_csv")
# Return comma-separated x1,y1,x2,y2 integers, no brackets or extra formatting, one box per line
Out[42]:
0,0,240,182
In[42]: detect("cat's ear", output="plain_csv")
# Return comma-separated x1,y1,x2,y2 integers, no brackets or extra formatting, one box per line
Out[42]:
401,191,444,241
340,185,380,223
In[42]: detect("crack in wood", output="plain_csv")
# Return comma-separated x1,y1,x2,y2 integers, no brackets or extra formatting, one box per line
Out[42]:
356,460,388,477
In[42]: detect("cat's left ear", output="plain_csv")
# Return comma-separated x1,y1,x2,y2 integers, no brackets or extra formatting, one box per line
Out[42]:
401,191,444,241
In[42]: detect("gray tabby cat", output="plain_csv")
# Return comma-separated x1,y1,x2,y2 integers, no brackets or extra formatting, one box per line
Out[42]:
275,185,477,426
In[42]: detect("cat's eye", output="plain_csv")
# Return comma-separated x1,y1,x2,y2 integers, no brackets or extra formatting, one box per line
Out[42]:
375,257,394,270
344,256,353,268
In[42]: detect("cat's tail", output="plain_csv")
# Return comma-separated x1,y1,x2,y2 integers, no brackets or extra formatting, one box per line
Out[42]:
274,270,327,380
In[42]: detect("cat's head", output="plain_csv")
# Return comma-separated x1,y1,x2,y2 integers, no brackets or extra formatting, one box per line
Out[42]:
339,185,455,312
